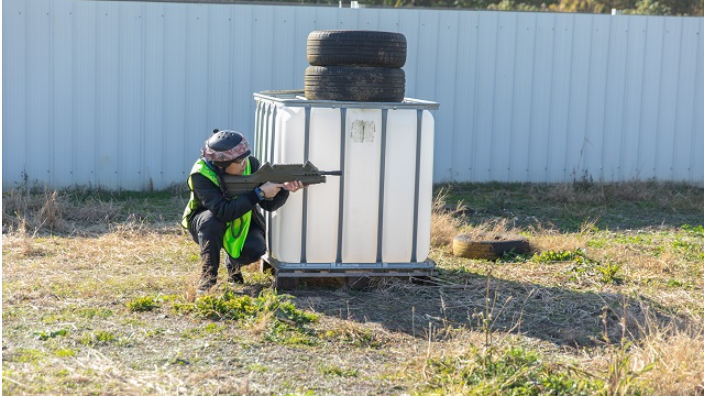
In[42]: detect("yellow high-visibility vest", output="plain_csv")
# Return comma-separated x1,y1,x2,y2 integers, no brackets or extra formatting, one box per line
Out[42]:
181,158,252,258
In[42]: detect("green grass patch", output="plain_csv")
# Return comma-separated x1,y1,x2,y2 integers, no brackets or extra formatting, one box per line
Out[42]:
681,224,704,237
531,248,591,264
54,348,76,358
6,348,45,363
34,328,68,341
127,295,160,312
420,346,603,395
319,363,359,377
175,290,317,324
79,330,117,346
321,325,383,348
172,290,318,345
74,307,114,319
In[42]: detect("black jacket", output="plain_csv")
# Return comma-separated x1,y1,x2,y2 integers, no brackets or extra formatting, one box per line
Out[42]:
189,156,289,231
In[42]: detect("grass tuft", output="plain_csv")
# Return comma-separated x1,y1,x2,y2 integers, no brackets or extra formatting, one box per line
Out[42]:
431,188,466,248
127,296,160,312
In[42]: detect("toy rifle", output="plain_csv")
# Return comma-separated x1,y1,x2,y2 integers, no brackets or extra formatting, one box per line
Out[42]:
222,161,341,197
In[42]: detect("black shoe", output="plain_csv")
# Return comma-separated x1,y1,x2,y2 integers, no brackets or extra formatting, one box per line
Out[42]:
228,272,244,284
197,276,217,295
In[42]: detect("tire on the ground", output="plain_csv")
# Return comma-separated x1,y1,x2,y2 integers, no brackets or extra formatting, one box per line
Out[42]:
452,233,530,260
307,30,407,67
304,66,405,102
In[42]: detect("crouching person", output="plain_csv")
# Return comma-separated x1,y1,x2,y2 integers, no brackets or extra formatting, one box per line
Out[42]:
181,129,303,293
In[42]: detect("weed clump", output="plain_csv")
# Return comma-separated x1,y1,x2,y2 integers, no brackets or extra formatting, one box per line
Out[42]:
175,290,316,324
127,296,160,312
172,290,318,344
421,345,603,395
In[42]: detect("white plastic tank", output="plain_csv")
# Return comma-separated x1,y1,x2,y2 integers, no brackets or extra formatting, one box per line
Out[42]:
253,91,438,268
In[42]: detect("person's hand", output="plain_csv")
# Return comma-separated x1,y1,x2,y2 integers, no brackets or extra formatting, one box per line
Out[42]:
283,180,305,193
259,182,284,199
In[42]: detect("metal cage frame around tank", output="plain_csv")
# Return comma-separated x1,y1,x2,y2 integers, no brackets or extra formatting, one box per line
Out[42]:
253,90,440,279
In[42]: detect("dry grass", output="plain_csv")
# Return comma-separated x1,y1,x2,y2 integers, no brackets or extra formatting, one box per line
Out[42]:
633,325,704,395
430,188,465,248
3,183,704,395
542,180,700,206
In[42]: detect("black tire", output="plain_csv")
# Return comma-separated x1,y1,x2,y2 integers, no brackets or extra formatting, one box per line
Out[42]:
307,30,407,67
452,233,530,260
304,66,405,102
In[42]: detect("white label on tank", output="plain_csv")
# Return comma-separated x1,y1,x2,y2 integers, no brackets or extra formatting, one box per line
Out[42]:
351,120,375,143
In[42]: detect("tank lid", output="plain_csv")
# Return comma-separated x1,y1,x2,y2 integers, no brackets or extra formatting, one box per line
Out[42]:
254,90,439,110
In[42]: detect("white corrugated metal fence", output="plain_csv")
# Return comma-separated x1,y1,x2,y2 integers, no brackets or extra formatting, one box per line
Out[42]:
3,0,703,189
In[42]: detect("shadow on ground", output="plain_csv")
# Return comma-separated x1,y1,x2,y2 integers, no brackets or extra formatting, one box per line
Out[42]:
286,271,696,349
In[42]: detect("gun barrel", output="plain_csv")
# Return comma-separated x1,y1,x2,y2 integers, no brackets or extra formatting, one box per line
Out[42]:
321,170,342,176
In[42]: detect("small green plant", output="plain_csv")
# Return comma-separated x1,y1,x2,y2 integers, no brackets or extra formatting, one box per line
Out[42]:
168,352,191,366
318,363,359,377
74,307,113,319
127,295,159,312
532,248,589,264
203,322,225,333
681,224,704,237
321,325,382,348
144,328,164,338
497,248,532,263
596,262,623,285
54,348,76,358
172,302,196,315
34,328,68,341
566,260,595,282
588,238,608,249
666,278,683,288
264,324,317,346
247,363,267,373
613,234,653,245
80,330,116,346
8,349,44,363
95,331,115,342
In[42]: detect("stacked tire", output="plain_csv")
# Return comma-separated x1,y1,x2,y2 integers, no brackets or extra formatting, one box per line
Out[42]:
304,30,407,102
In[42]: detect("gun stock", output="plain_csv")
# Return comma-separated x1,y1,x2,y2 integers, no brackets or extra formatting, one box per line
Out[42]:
222,161,341,197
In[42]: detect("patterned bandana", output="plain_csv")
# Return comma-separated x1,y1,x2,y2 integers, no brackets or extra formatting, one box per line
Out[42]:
201,135,251,163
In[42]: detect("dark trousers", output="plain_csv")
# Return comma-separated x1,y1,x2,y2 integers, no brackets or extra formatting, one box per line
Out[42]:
188,210,266,286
